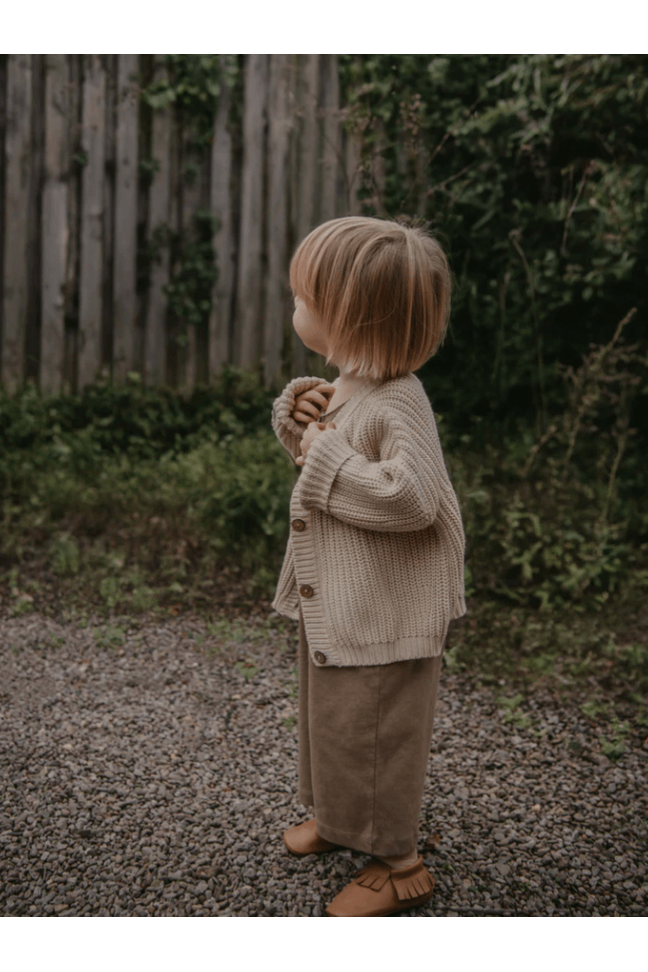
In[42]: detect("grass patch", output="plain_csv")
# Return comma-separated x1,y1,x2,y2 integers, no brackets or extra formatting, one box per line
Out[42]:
93,625,128,650
599,720,631,760
234,661,259,681
496,693,532,730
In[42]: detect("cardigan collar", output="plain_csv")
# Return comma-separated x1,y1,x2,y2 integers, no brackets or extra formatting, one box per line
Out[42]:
322,378,379,431
325,373,415,432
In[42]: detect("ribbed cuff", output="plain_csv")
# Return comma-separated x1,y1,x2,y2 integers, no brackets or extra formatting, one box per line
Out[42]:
297,429,357,513
271,376,326,443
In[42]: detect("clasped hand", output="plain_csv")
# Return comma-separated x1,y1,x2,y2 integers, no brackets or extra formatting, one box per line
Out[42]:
295,421,337,466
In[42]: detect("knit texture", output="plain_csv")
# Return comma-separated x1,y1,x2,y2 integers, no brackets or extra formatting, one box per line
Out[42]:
270,372,467,667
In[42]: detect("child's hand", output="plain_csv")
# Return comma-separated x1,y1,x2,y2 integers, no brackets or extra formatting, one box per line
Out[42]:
295,421,336,466
292,383,336,425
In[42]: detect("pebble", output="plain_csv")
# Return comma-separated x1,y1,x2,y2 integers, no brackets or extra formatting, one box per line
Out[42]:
0,608,647,916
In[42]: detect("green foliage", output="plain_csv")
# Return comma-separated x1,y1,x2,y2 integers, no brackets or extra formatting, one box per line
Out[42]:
136,208,219,356
496,694,532,730
93,625,127,650
0,368,295,610
448,312,648,610
49,533,81,577
581,700,607,719
0,364,278,466
163,430,295,559
339,55,648,439
234,661,259,681
140,55,239,151
599,719,631,760
285,665,298,698
55,427,286,563
164,209,220,342
99,576,123,612
0,364,295,609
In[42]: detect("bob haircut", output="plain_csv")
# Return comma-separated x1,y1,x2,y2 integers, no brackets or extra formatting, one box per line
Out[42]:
289,216,453,381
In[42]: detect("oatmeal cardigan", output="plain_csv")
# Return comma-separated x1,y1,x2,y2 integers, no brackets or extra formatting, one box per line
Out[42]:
270,372,467,668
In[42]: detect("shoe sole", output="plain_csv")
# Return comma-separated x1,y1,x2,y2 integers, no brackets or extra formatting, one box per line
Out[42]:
325,889,435,917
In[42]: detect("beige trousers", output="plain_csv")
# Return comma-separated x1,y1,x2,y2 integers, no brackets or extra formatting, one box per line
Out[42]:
297,606,444,857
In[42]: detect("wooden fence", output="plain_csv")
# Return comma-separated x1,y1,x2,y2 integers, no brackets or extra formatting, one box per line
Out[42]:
0,54,379,399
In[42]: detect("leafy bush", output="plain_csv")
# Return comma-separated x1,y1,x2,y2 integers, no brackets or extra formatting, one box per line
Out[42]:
449,310,648,609
1,430,294,566
339,54,648,442
0,364,278,467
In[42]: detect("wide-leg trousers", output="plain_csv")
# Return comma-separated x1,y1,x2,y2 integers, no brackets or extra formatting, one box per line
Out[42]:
297,606,444,857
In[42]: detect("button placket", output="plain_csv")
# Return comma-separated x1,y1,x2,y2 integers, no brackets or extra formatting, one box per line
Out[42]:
292,509,325,664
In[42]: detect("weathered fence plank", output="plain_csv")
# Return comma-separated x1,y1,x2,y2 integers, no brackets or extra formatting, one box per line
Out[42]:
112,54,140,383
40,55,70,396
236,53,268,373
102,56,116,386
265,54,293,391
77,54,106,391
62,55,81,393
145,56,172,388
293,54,322,377
179,108,199,394
167,81,181,389
2,55,32,396
208,54,234,383
320,54,340,226
296,54,320,242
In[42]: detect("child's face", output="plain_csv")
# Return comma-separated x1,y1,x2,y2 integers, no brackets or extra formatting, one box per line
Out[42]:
293,295,330,360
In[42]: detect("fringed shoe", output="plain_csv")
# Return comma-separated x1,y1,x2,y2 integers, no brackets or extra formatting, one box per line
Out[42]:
283,818,342,857
325,855,435,917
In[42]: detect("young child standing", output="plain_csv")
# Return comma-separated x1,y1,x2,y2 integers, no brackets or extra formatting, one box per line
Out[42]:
270,216,466,917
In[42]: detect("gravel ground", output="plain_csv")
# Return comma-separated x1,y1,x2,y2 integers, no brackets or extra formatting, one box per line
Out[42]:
1,608,647,917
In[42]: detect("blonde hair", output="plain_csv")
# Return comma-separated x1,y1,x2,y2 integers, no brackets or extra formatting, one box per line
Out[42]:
289,216,453,381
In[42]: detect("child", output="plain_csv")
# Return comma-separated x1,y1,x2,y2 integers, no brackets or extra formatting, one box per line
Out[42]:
270,216,466,917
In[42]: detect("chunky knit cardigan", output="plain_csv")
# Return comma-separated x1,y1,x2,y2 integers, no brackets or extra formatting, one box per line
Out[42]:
270,372,467,667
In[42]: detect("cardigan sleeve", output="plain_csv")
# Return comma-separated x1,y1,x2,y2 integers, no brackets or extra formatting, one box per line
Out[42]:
296,407,446,533
271,375,331,464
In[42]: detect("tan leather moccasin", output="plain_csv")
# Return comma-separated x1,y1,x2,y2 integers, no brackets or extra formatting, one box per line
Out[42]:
282,818,342,856
325,855,435,917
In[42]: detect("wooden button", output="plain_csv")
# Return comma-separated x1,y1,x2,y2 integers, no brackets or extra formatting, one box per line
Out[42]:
314,651,326,665
291,519,306,531
299,585,313,598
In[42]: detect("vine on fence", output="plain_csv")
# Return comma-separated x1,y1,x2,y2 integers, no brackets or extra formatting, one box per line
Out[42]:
136,56,240,354
140,55,239,151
